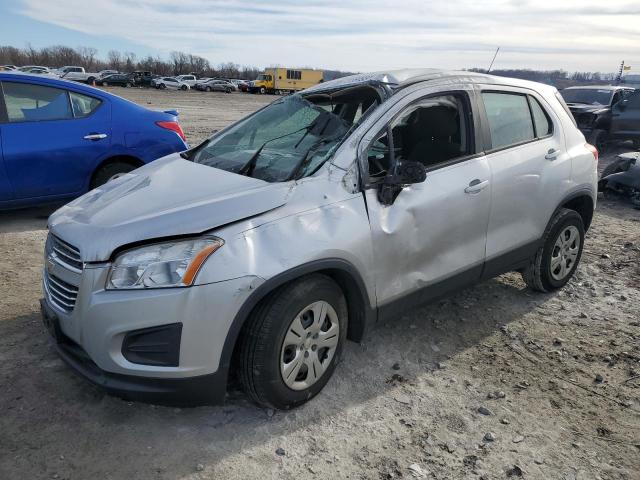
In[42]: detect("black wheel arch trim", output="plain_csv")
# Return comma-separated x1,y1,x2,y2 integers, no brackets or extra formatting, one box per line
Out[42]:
554,186,596,231
218,258,376,391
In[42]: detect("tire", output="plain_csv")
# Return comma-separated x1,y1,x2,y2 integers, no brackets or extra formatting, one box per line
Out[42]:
588,129,608,154
239,274,348,409
521,208,585,292
91,161,137,189
181,85,188,91
205,86,211,92
160,83,166,90
103,82,109,87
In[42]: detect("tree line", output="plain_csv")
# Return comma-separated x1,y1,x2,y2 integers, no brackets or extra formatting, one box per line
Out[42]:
0,44,263,80
467,68,617,88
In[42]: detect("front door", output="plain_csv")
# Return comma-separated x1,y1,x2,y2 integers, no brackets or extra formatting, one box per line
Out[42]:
0,80,111,200
611,90,640,143
361,88,491,313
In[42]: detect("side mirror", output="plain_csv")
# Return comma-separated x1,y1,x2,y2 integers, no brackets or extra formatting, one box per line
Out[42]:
395,161,427,184
377,161,427,206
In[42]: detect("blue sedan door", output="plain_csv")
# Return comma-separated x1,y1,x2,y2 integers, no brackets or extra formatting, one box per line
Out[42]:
0,81,111,200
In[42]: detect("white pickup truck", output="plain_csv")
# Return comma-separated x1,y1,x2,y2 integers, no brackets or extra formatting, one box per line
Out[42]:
56,66,101,84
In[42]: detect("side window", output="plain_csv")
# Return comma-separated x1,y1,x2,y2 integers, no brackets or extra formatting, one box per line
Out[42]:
367,94,471,177
69,92,101,118
482,92,534,149
528,96,552,137
2,82,73,123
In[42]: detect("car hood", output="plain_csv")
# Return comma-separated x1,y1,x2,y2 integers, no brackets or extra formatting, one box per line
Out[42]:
48,155,292,262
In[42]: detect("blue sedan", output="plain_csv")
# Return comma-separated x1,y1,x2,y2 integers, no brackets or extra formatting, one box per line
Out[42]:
0,73,188,209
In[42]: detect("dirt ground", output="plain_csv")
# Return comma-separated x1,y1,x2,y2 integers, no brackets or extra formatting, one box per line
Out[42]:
0,87,638,480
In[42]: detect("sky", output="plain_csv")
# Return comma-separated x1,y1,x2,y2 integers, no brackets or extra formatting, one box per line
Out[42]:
1,0,639,73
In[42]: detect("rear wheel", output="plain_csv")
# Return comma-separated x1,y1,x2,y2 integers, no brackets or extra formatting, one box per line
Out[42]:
181,85,188,91
239,274,347,409
521,208,585,292
160,83,166,90
91,161,137,189
205,86,212,92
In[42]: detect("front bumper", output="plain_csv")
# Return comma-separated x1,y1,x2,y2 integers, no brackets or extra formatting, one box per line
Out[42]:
43,299,225,405
42,272,264,405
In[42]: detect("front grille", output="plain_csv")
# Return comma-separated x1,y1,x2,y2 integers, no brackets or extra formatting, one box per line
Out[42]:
44,233,83,312
48,235,83,271
44,270,79,312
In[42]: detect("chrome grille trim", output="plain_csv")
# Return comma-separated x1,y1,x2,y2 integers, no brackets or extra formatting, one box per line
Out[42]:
47,234,83,272
44,270,79,312
44,233,82,312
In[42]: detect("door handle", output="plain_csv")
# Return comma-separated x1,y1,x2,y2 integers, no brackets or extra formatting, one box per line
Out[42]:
464,179,489,194
545,148,560,160
83,133,108,141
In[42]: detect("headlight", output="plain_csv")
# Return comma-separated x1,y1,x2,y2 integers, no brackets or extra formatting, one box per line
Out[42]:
106,237,223,290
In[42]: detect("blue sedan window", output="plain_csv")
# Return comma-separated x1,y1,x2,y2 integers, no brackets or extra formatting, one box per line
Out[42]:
2,82,73,122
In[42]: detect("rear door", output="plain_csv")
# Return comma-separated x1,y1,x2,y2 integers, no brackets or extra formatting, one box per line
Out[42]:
477,87,570,275
0,80,112,200
611,90,640,142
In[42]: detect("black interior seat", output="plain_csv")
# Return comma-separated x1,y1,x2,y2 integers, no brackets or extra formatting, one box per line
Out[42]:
406,106,461,166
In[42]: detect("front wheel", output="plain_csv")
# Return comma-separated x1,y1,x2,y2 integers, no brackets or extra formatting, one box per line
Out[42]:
521,208,585,292
181,85,188,91
159,83,166,90
205,86,211,92
239,274,347,409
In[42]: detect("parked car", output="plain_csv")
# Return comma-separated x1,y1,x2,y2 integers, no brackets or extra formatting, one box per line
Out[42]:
131,71,154,87
195,79,234,93
152,76,190,90
175,74,198,87
41,69,597,409
1,65,17,71
55,66,85,76
96,73,135,87
561,85,637,152
0,73,188,209
18,65,50,72
98,70,120,78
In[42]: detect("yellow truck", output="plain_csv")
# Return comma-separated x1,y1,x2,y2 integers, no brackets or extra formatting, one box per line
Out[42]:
249,68,323,94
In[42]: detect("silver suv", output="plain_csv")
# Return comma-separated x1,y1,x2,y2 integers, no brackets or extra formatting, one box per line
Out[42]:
41,69,598,409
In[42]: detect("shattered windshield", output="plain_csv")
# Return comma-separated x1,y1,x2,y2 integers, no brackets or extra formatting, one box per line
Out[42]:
561,89,613,106
188,88,380,182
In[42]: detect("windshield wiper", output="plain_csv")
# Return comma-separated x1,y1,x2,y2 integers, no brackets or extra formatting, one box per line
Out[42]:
238,126,310,177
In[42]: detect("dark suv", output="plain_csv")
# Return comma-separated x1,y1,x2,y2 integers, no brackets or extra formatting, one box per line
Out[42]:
561,86,638,151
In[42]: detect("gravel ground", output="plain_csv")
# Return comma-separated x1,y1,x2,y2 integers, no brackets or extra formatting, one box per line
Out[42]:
0,87,638,480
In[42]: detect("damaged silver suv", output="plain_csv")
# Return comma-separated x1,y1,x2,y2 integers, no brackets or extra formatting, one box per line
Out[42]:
42,69,598,409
